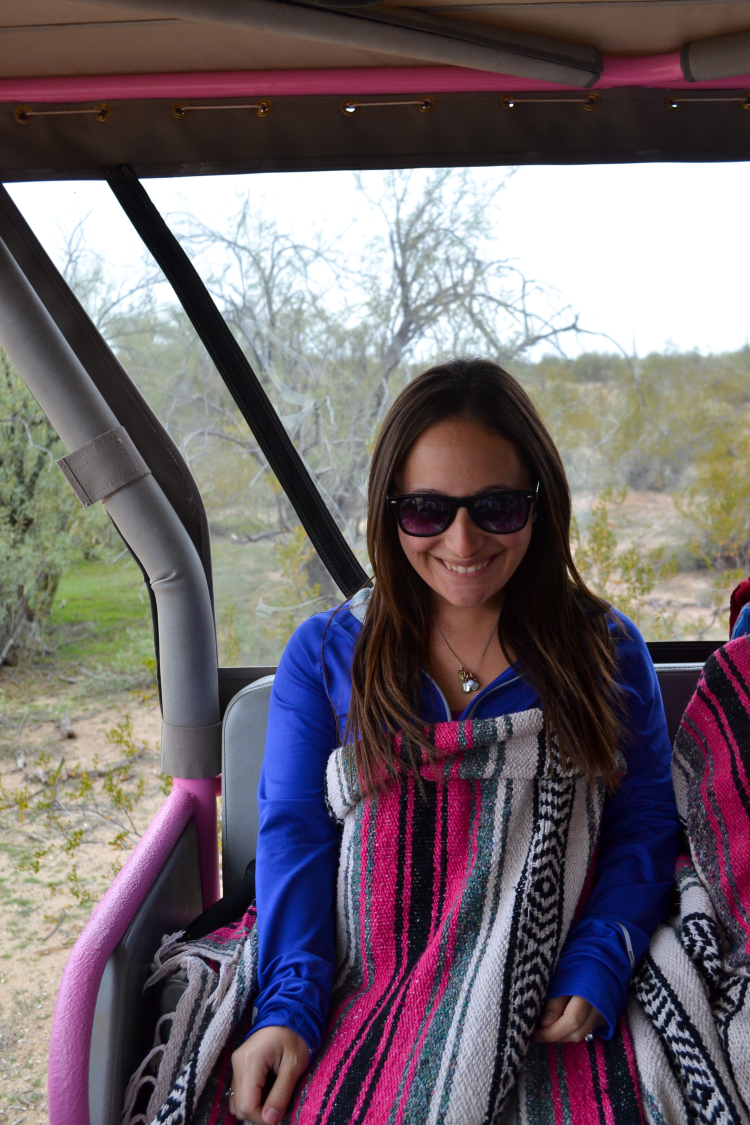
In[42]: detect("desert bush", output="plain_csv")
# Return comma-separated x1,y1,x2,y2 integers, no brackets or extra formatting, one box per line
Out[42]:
572,489,677,633
0,351,117,664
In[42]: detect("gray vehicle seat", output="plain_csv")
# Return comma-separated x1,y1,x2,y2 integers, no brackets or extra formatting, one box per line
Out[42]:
218,665,703,898
222,676,274,893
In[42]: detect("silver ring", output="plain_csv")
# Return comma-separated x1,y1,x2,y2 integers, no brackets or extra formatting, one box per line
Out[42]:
585,1033,594,1042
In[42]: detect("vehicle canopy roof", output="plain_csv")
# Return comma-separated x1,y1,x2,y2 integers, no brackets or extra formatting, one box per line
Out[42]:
2,0,750,176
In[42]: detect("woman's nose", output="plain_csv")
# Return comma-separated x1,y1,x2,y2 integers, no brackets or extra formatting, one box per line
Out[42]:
442,507,484,556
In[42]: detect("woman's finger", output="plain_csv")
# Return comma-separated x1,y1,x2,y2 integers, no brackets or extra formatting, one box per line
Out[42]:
556,1001,606,1044
230,1045,270,1123
532,996,593,1043
538,995,569,1028
260,1043,309,1124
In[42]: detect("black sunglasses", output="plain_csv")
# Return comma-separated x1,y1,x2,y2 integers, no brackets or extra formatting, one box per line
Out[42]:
387,484,539,537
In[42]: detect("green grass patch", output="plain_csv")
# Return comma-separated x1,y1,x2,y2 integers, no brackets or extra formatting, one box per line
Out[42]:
48,557,154,671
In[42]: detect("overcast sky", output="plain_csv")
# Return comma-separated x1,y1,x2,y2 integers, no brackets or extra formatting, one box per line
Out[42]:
7,160,749,359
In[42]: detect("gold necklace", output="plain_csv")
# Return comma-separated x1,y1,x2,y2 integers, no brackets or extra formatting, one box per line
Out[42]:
434,617,499,693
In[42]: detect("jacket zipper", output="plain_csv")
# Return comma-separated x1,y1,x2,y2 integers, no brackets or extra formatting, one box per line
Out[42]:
427,672,522,721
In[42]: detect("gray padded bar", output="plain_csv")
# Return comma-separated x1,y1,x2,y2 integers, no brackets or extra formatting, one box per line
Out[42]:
0,235,220,778
58,425,150,508
682,29,750,81
162,720,223,777
0,185,212,597
78,0,601,86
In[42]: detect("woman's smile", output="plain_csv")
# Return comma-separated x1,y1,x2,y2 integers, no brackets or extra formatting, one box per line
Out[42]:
436,554,498,576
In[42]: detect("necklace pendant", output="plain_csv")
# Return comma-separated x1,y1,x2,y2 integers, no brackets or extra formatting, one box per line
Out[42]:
458,669,480,693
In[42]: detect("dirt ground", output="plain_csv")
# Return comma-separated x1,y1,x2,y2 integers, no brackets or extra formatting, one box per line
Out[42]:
574,489,732,639
0,684,166,1125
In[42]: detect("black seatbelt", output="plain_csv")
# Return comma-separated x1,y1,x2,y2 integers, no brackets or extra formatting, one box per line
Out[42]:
104,164,368,599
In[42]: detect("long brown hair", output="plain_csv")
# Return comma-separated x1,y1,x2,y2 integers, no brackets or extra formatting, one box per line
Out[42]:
345,357,623,789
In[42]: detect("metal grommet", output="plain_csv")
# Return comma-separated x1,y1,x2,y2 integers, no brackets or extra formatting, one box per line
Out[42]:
254,99,273,118
418,96,436,114
341,100,359,116
14,105,31,125
742,94,750,110
93,103,111,123
665,96,681,111
582,93,601,112
172,102,189,119
500,95,517,111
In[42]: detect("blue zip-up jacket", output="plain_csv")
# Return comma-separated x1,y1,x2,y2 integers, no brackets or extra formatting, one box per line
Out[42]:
252,597,680,1054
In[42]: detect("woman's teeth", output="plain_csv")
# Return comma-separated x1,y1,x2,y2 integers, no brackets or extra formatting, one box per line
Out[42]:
442,558,491,575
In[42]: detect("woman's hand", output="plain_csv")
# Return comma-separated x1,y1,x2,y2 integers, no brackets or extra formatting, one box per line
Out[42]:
229,1025,310,1124
532,996,605,1044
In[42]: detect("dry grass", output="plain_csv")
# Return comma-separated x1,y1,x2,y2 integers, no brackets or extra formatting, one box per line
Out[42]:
0,692,166,1124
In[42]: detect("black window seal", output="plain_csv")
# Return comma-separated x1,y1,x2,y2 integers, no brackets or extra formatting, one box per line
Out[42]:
104,164,368,599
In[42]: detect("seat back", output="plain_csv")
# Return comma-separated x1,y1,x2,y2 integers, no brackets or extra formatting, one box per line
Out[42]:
222,676,274,893
218,665,704,894
654,663,704,745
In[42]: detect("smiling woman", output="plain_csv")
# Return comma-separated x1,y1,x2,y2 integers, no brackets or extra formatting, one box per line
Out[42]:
228,357,681,1125
392,418,536,707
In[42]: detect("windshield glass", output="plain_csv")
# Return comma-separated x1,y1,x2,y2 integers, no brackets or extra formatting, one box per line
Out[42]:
9,163,750,662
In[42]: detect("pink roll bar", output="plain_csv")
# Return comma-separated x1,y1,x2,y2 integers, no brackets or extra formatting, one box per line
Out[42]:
0,55,749,106
47,777,219,1125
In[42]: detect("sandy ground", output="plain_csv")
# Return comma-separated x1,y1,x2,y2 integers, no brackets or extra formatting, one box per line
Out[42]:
574,489,732,639
0,693,166,1124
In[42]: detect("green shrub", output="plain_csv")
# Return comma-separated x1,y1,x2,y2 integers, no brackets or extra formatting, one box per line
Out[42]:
0,351,116,663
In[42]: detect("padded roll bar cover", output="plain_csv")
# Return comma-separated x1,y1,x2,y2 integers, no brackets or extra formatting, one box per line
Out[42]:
222,676,274,892
0,236,220,777
58,426,151,507
83,0,601,86
344,6,603,87
104,475,221,776
681,30,750,81
162,720,223,777
0,186,213,598
0,235,118,449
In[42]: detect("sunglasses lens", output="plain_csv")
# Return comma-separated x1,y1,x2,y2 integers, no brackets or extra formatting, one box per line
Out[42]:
397,496,451,536
473,492,529,533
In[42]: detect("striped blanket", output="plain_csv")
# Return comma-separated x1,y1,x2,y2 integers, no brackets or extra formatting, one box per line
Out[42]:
130,646,750,1124
627,637,750,1125
290,709,609,1124
122,910,258,1125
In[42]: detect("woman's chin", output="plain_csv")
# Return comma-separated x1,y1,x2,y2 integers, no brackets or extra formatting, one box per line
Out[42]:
430,578,504,610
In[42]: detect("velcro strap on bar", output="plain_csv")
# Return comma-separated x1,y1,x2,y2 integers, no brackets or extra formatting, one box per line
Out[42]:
161,720,223,779
57,425,150,507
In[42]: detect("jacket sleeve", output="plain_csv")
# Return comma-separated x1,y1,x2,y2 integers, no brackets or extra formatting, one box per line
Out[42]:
250,613,346,1055
546,612,681,1038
